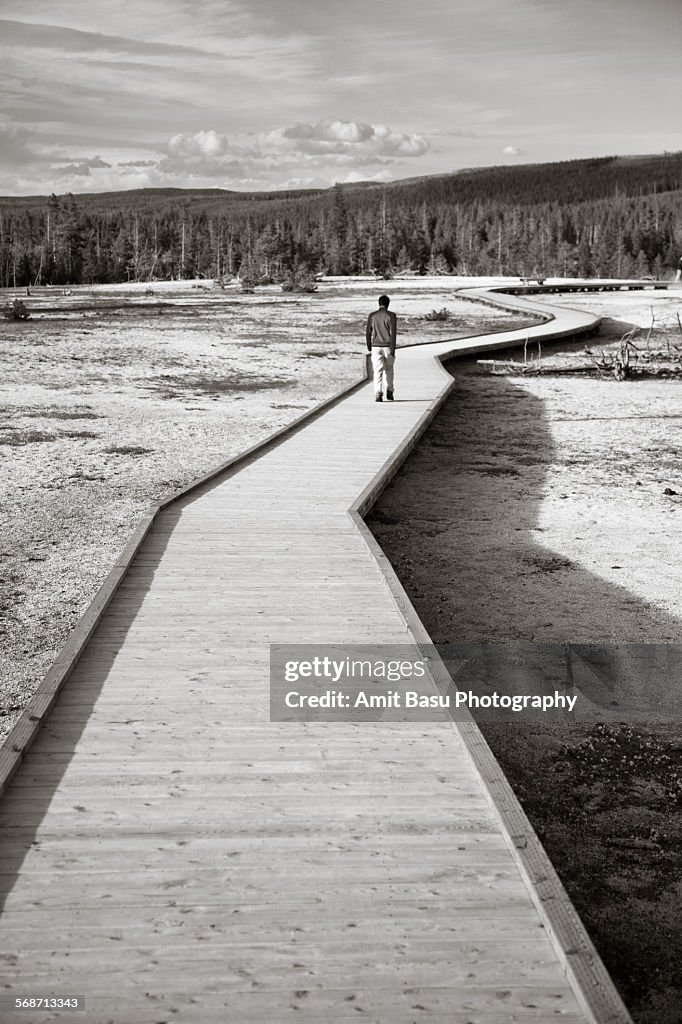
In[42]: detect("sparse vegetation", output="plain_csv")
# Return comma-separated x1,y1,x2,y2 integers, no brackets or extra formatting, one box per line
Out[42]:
0,428,56,445
103,445,154,456
281,269,318,293
424,307,450,322
560,723,682,805
3,299,31,321
479,310,682,380
304,348,342,358
589,310,682,379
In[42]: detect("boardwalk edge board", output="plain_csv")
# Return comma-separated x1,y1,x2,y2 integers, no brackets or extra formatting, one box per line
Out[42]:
1,282,653,1023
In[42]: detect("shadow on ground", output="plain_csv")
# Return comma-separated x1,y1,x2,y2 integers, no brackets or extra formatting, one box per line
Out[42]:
367,354,682,723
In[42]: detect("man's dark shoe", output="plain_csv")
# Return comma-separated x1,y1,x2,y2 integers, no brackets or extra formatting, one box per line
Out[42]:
386,390,394,401
375,393,383,402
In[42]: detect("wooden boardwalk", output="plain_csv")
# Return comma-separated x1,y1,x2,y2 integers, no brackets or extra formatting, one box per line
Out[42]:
0,286,634,1023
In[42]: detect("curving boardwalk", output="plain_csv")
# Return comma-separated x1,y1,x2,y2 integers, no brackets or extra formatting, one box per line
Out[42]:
0,287,634,1023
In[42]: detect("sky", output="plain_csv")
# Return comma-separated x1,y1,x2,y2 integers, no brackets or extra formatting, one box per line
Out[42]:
1,0,680,196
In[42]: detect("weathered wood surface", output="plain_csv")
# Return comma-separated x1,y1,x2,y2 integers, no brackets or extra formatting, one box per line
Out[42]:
0,288,633,1023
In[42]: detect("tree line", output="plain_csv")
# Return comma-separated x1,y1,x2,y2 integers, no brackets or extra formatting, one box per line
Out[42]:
1,153,681,287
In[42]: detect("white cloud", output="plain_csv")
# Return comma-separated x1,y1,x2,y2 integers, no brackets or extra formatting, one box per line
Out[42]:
48,164,161,193
502,145,523,155
166,129,230,160
155,120,429,181
334,169,394,184
157,130,246,176
267,120,429,160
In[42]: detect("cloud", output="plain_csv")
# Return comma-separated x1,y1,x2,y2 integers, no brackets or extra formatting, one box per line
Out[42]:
333,169,394,185
158,131,251,178
157,120,429,180
53,163,95,177
502,145,523,155
64,155,111,168
0,17,217,61
166,129,232,160
269,120,429,160
0,112,429,194
52,155,112,177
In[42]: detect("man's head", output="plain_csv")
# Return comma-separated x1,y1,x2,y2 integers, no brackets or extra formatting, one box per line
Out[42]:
378,295,390,308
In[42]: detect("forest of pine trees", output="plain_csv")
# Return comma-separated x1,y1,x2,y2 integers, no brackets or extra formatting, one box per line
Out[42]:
1,154,681,287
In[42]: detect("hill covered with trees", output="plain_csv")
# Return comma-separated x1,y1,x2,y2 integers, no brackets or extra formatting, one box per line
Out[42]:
1,152,681,287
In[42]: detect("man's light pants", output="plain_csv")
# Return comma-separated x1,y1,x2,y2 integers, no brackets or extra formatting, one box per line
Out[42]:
371,347,395,395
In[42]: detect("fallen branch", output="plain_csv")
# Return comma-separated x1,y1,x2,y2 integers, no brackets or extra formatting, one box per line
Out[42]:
477,359,598,375
606,837,660,851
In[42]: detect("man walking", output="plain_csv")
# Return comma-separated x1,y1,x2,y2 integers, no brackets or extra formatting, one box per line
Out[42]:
366,294,397,402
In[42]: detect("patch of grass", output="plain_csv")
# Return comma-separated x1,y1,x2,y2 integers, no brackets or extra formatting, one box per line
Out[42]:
3,299,30,321
523,553,576,573
281,272,318,294
145,372,293,399
103,445,154,456
0,429,57,446
560,723,682,804
25,409,104,420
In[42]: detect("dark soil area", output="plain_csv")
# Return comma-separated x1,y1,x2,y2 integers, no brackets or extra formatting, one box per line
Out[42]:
482,719,682,1023
367,357,682,1024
